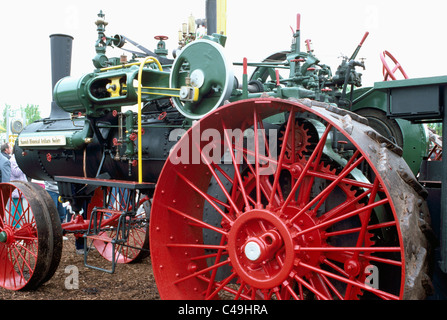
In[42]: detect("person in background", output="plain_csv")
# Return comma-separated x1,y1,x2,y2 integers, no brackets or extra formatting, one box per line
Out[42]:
10,146,27,226
0,152,10,182
44,180,68,223
1,142,12,160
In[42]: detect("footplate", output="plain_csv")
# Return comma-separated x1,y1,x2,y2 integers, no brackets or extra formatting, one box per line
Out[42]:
55,175,153,273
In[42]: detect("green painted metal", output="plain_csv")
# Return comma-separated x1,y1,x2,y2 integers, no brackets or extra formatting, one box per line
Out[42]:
0,231,7,243
374,75,447,90
352,87,428,175
373,75,447,274
17,119,92,150
169,38,233,119
53,66,171,117
49,10,433,181
51,10,432,177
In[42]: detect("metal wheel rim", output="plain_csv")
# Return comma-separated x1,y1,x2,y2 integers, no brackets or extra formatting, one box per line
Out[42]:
150,98,429,300
0,182,53,290
90,187,150,263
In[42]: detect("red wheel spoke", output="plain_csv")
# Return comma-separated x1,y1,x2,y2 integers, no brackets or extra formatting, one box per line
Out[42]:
269,110,295,206
298,260,399,300
173,258,230,285
310,154,369,216
90,187,150,264
353,177,380,251
197,276,254,300
167,243,227,250
226,139,284,174
293,273,330,300
289,155,365,224
190,251,229,262
359,253,402,267
320,273,344,300
281,124,333,212
307,169,381,191
318,188,372,224
309,273,333,300
176,171,234,224
324,220,397,238
205,236,229,298
205,271,238,300
222,120,251,210
241,153,282,206
283,282,300,300
297,246,401,252
10,245,35,280
194,141,241,215
296,198,389,237
253,109,262,208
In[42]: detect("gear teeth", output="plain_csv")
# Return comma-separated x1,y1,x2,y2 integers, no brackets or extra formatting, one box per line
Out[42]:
278,121,312,161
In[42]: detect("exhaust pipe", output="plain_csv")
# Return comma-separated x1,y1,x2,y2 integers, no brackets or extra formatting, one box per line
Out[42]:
206,0,216,35
49,34,73,119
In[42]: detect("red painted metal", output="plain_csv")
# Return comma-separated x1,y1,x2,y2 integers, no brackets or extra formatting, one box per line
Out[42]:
60,185,150,263
380,50,409,81
359,32,369,46
154,35,169,41
89,187,150,263
150,98,406,300
0,182,54,290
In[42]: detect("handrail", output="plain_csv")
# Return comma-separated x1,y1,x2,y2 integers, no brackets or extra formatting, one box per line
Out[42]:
137,57,163,182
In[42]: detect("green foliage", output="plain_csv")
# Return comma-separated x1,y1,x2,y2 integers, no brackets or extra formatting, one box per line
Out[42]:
23,104,41,125
427,122,442,136
1,103,41,129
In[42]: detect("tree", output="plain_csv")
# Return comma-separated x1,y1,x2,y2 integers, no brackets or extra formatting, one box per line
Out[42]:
1,103,41,129
23,104,41,125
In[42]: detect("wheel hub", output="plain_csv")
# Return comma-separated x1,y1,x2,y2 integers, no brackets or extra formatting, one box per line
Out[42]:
0,224,36,246
243,229,283,262
0,228,14,244
227,209,295,289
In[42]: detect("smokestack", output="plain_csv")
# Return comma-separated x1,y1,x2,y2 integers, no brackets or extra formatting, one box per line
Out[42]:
49,34,73,119
206,0,216,35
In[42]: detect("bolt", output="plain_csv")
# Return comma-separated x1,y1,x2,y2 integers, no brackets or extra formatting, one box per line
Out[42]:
244,241,262,261
0,231,7,243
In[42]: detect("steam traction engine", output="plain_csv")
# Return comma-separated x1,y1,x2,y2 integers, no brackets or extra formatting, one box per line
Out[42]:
0,10,444,300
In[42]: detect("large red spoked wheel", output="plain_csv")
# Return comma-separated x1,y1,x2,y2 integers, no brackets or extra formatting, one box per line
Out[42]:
0,181,60,290
89,187,150,263
150,98,431,300
380,50,409,81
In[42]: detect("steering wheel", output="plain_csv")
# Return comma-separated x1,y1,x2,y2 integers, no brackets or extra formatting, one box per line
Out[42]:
380,50,409,81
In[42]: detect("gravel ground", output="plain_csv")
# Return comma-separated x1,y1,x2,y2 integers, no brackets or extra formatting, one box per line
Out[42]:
0,234,160,300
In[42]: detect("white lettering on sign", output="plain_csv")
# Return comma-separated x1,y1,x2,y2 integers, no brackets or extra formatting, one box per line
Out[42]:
19,135,67,147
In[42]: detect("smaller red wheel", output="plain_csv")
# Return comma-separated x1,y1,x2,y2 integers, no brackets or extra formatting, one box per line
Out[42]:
89,187,150,263
154,35,168,41
380,50,409,81
0,182,55,290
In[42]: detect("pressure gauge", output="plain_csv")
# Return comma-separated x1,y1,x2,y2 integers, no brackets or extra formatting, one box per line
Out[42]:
11,119,23,134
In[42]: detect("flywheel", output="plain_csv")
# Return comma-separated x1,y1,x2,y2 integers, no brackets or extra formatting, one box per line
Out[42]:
150,98,432,300
169,39,234,119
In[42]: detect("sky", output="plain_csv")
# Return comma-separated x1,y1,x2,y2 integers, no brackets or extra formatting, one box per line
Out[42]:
1,0,446,118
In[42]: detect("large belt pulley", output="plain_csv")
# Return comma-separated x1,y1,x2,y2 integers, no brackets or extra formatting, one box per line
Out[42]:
170,39,234,119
